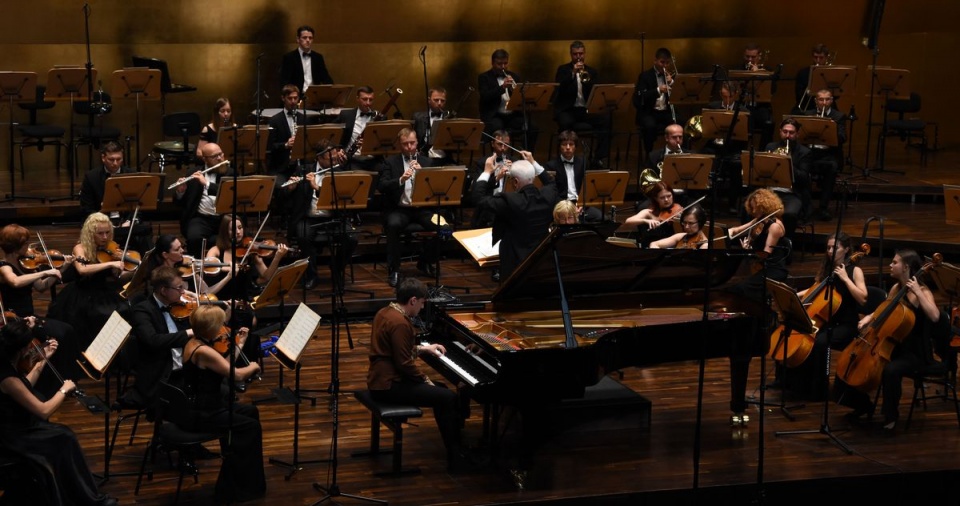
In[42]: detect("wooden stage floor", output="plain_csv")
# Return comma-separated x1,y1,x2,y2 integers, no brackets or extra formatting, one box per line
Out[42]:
4,141,960,505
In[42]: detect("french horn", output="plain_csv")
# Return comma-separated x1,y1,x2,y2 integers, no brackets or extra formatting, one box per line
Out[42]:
639,167,662,195
684,115,703,141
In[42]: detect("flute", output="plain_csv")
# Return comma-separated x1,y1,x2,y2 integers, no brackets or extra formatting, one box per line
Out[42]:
279,167,334,188
166,160,231,190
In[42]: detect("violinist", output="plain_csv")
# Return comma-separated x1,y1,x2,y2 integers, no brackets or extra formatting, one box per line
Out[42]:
124,234,233,306
837,249,943,432
785,233,868,401
181,305,265,503
0,319,118,506
724,188,789,426
48,212,132,349
0,224,79,397
622,181,682,246
130,266,196,410
649,205,709,249
552,200,579,226
174,142,234,257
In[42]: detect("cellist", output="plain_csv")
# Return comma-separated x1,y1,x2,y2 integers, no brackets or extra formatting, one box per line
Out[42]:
837,249,942,431
786,233,867,401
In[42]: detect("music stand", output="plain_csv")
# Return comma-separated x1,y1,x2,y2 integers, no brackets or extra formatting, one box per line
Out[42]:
220,125,270,174
944,185,960,225
303,84,354,111
430,118,484,165
506,83,555,149
671,74,713,105
809,66,857,102
0,72,40,202
410,166,468,293
290,125,344,161
763,278,814,420
660,154,715,191
576,170,628,219
929,262,960,318
315,171,375,299
363,119,414,157
215,175,275,216
784,115,839,148
742,151,793,188
701,109,750,142
47,66,96,198
728,70,774,104
100,173,162,226
872,67,910,175
111,68,162,170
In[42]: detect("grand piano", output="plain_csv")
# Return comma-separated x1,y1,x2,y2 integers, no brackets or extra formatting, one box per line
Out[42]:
423,225,766,408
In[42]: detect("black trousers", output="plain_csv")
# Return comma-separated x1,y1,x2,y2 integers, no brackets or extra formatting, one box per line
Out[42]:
383,207,442,272
188,402,266,503
184,213,221,258
371,379,461,461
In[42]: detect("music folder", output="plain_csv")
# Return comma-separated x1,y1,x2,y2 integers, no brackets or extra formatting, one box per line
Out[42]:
453,228,499,267
270,301,323,370
77,311,132,382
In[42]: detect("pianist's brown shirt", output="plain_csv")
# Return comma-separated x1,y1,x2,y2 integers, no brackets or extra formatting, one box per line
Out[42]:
367,306,427,390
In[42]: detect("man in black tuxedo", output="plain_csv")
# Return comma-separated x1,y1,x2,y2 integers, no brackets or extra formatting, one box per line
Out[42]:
412,87,453,164
473,153,556,280
377,128,440,287
544,130,601,223
794,44,830,113
761,117,810,235
803,89,846,220
130,266,194,410
336,86,381,170
737,42,774,147
279,25,334,93
554,41,609,167
173,142,234,257
700,81,748,212
646,123,692,170
78,140,153,253
633,47,677,159
477,49,538,151
267,84,306,178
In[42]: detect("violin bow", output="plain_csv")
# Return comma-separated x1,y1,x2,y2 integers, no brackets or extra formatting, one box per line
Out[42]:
119,206,140,270
728,209,781,241
653,195,706,229
238,211,270,267
35,232,57,278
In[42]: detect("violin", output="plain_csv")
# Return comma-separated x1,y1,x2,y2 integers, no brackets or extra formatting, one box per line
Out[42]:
768,243,870,368
211,326,261,382
836,253,942,393
169,293,232,320
16,337,85,398
97,240,141,271
178,256,230,278
233,237,297,260
19,245,69,271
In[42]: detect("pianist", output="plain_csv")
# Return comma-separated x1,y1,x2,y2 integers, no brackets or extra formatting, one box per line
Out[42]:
367,277,465,470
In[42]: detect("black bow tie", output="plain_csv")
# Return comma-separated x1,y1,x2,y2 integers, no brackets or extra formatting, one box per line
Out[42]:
431,112,444,119
360,111,375,118
302,51,311,59
562,159,574,165
287,110,297,117
160,305,171,313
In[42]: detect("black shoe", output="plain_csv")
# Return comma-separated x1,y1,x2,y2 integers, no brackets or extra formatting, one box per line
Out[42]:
417,259,436,277
843,406,872,424
303,277,318,290
491,268,500,282
388,271,399,287
234,381,247,393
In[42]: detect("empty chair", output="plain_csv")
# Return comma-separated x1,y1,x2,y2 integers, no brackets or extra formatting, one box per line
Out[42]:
880,92,937,166
71,90,122,176
16,85,65,179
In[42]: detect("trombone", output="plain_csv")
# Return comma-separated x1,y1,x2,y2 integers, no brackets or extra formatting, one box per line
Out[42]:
795,51,836,111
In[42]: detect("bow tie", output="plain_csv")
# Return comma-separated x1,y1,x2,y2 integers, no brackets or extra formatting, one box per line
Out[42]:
562,159,575,165
301,51,311,59
431,112,444,119
360,111,376,118
287,110,297,117
160,305,171,313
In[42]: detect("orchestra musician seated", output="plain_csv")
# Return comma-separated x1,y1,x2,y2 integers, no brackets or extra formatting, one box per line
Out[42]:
173,142,234,258
649,204,709,249
544,130,602,223
622,181,682,246
803,89,847,221
337,85,383,171
552,200,579,226
413,86,454,165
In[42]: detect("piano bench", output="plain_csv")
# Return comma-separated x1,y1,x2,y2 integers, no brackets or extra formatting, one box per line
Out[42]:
351,390,423,477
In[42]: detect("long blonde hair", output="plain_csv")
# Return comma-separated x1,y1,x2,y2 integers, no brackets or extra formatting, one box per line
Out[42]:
79,212,113,262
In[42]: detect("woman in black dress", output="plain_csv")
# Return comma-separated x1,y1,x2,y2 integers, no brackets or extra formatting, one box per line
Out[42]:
196,97,235,158
0,319,117,506
182,305,265,503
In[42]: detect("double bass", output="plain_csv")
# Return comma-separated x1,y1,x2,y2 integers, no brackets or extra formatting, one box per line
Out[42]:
836,253,942,393
768,243,870,367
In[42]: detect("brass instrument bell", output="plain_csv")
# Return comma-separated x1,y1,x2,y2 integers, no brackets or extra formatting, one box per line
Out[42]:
639,168,661,195
684,115,703,141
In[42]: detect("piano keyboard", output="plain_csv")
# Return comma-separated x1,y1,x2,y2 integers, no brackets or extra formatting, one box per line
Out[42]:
422,341,498,387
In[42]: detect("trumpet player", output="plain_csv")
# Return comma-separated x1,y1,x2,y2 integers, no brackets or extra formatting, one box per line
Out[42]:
803,89,847,221
377,128,441,287
738,42,774,147
634,48,678,158
267,84,305,178
554,41,609,168
478,49,538,151
761,118,809,236
794,44,831,113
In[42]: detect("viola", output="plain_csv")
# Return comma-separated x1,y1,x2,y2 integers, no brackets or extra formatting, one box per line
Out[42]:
19,245,69,271
211,326,261,382
233,237,297,259
97,240,141,271
836,253,942,393
168,293,231,320
15,337,84,397
768,243,870,367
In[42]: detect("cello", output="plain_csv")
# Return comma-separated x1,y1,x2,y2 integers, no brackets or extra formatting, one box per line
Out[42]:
768,243,870,367
836,253,942,393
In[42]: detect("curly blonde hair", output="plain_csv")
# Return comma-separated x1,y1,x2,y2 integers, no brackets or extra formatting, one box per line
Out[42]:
79,212,113,262
744,188,783,219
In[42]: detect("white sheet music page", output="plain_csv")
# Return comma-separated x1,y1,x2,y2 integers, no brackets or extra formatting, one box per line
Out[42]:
275,303,322,364
460,230,500,259
83,311,131,373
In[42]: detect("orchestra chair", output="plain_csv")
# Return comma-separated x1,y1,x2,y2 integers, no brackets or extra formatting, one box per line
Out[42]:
72,90,121,176
105,339,149,476
902,311,960,431
351,389,423,476
149,111,200,173
374,222,431,272
0,447,44,502
880,92,938,166
15,85,65,177
135,381,221,503
131,56,197,116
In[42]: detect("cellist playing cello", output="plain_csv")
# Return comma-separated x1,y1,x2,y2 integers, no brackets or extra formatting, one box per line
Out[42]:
836,249,943,432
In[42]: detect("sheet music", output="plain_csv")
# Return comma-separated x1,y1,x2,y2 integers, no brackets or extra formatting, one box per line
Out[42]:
82,311,131,372
460,231,500,259
274,303,322,364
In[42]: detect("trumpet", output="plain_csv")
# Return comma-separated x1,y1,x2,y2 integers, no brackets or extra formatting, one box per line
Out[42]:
166,160,230,190
575,58,591,82
773,142,790,156
500,70,517,89
756,49,770,70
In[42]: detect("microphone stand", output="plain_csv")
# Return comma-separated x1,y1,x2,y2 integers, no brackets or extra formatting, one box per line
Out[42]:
254,53,265,175
419,46,430,142
84,4,95,192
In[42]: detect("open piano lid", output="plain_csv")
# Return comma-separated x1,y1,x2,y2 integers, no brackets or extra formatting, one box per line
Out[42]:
492,224,748,304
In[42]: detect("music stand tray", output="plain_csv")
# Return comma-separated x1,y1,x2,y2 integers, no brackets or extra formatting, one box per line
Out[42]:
291,124,345,160
585,84,634,114
216,175,276,215
253,259,310,313
431,119,484,154
410,166,467,207
577,171,628,213
944,185,960,225
701,110,750,142
766,278,816,335
660,154,715,191
783,116,839,147
221,125,270,160
45,67,95,101
869,67,910,100
363,120,414,157
505,83,557,112
111,68,162,101
728,70,775,103
304,84,354,109
671,73,713,105
315,171,373,211
810,66,857,100
100,173,162,214
742,152,793,188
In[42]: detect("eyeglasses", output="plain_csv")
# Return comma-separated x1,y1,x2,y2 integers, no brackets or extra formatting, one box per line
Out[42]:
165,285,186,293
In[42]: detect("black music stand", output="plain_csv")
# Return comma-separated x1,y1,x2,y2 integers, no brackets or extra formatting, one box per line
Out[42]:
363,119,415,158
853,66,909,182
215,175,275,217
586,84,633,167
303,84,354,112
220,125,270,175
100,173,161,250
46,66,96,199
131,56,196,115
741,151,793,189
660,154,715,192
762,278,813,420
0,71,41,202
411,166,469,294
505,83,556,150
929,262,960,324
943,185,960,226
430,118,483,166
111,68,161,170
577,170,628,219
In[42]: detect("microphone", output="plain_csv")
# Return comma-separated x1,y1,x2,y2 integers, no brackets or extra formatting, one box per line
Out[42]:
419,45,427,57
